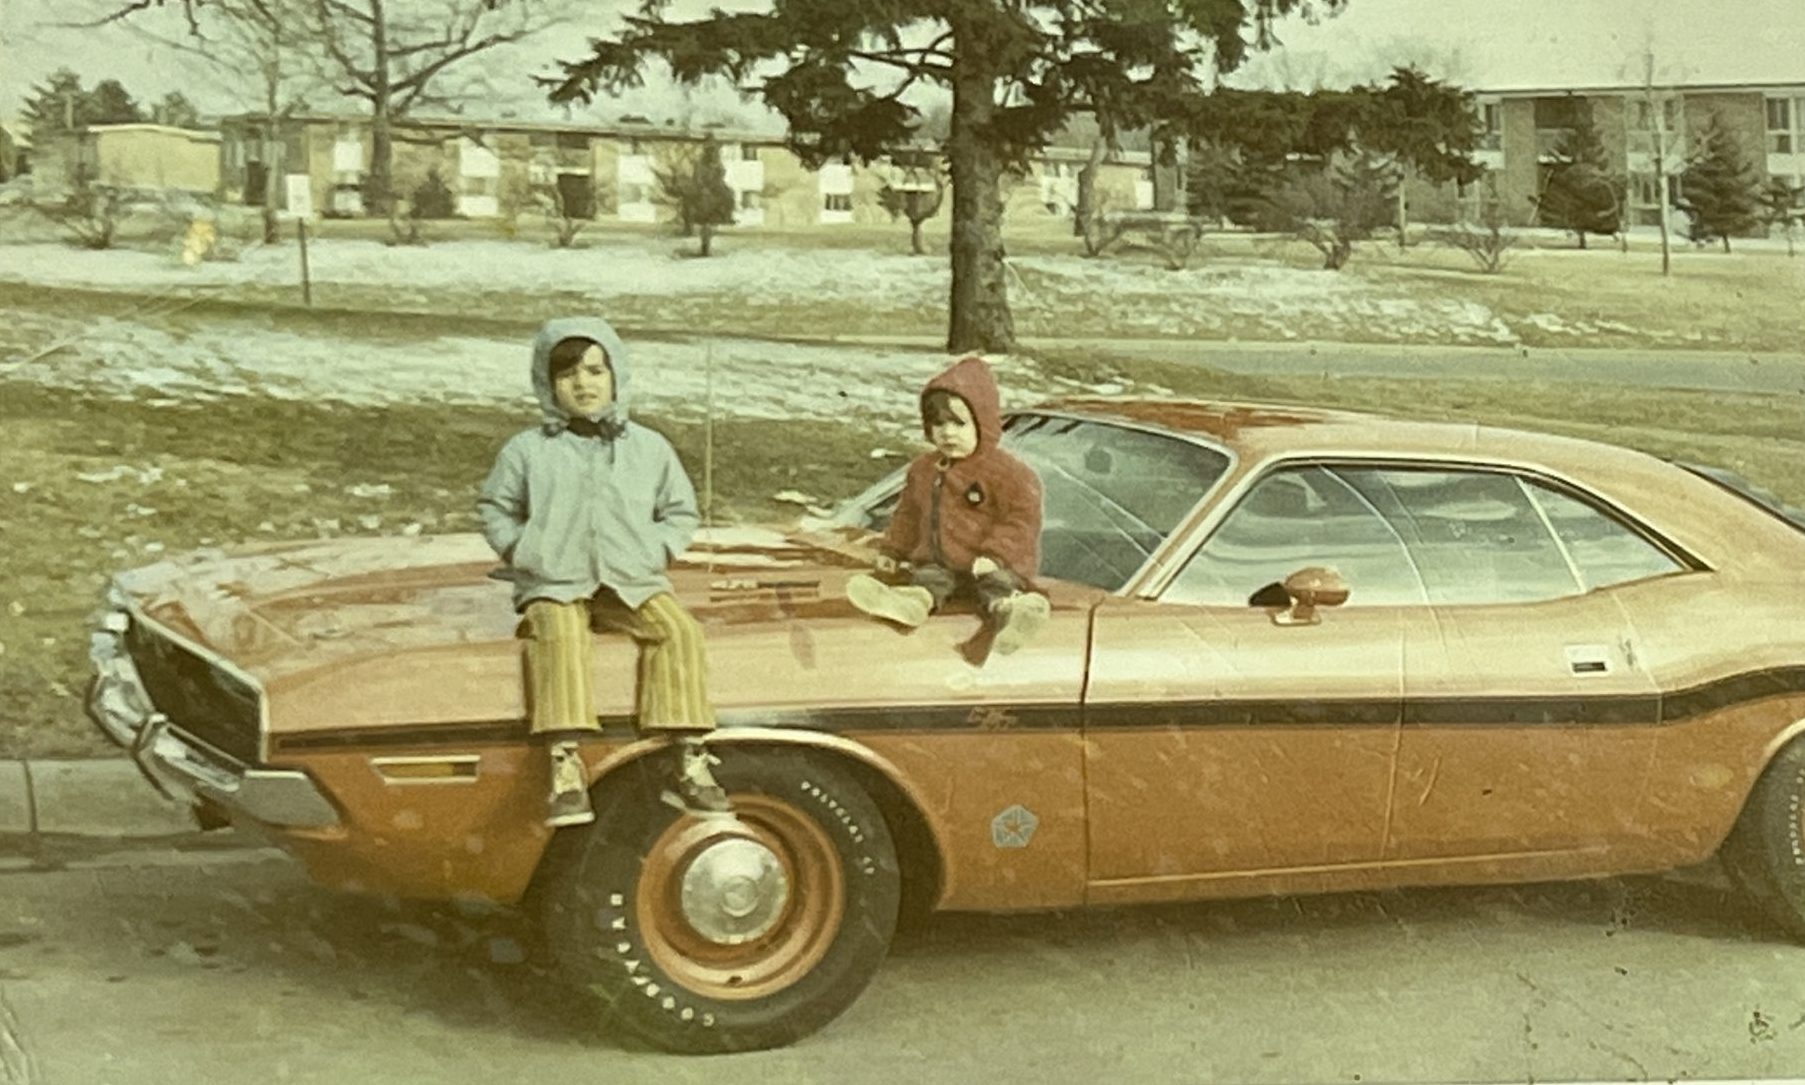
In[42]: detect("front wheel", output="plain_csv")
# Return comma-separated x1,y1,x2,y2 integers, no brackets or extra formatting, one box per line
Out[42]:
540,747,900,1053
1722,737,1805,941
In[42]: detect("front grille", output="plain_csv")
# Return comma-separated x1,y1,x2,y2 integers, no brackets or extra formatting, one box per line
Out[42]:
124,621,263,764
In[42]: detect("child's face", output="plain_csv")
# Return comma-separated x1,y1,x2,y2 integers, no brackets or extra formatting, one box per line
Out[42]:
553,344,614,417
928,396,978,461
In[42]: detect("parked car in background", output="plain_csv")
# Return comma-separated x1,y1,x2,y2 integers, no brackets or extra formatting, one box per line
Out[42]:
87,397,1805,1052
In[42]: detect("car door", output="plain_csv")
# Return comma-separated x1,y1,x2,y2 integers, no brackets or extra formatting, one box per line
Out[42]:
1084,464,1422,901
1337,465,1678,863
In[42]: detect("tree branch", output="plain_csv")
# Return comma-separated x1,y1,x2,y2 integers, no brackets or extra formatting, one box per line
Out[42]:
309,0,378,89
317,0,376,26
79,0,198,33
391,29,533,98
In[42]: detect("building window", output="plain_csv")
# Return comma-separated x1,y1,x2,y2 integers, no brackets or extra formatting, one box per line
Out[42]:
740,189,762,211
1477,101,1502,151
823,192,853,212
741,143,760,161
1769,97,1798,154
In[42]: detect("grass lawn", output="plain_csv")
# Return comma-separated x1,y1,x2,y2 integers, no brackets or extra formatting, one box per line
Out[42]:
4,351,1802,759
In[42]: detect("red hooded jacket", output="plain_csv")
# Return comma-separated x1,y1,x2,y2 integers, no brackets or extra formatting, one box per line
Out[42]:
879,356,1044,580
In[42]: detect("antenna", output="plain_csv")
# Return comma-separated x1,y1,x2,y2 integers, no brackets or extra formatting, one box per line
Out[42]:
704,338,715,574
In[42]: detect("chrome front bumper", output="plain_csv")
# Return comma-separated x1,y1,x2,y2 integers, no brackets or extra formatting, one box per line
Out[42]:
86,588,340,831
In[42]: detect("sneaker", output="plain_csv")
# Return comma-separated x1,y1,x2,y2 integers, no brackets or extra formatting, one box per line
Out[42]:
546,741,595,828
989,591,1051,656
846,574,935,628
661,738,735,817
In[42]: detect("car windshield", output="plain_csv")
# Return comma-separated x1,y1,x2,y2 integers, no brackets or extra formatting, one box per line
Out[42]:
829,412,1233,591
1678,462,1805,535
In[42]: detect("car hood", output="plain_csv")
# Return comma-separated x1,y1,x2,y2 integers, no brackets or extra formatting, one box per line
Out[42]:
113,527,884,685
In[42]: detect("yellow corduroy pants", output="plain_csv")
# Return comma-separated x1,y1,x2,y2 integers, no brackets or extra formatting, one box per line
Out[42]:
520,591,716,736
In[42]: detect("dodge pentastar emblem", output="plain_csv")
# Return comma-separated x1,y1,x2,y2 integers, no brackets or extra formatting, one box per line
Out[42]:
991,804,1038,848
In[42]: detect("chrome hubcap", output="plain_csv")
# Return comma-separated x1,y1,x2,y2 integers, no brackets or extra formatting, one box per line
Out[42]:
678,835,789,946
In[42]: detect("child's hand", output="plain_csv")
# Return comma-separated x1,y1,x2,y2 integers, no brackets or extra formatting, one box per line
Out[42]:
970,556,999,577
873,553,900,574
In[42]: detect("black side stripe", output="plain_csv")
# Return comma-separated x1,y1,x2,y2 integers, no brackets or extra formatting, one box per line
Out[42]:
1663,666,1805,722
265,666,1805,752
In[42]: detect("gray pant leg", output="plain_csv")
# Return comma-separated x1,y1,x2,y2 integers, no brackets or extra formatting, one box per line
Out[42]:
972,567,1027,611
909,563,960,610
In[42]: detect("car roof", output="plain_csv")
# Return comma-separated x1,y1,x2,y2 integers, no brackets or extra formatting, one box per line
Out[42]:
1037,396,1805,578
1040,396,1649,479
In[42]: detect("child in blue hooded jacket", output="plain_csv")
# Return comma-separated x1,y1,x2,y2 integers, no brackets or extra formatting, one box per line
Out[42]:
478,317,726,826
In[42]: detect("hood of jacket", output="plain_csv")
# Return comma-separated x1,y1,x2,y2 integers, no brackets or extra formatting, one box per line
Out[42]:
531,316,632,434
920,355,1003,455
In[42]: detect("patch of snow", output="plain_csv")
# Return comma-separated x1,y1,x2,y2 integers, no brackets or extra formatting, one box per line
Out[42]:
771,490,817,506
2,312,1068,430
346,483,393,499
75,465,164,485
0,237,1529,347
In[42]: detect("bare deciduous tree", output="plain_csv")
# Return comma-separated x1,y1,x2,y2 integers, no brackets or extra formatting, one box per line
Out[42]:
877,151,946,256
117,0,319,243
1437,181,1517,273
107,0,570,218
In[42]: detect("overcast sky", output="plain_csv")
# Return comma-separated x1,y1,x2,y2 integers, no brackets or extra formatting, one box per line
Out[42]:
2,0,1799,127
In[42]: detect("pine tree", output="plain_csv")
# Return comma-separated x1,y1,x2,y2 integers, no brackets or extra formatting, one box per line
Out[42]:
85,80,147,125
551,0,1342,354
655,135,736,256
154,92,203,129
692,135,735,257
1680,111,1763,252
1535,106,1622,248
21,69,87,135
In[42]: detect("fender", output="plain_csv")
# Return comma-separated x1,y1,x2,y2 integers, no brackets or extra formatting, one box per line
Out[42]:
580,726,950,904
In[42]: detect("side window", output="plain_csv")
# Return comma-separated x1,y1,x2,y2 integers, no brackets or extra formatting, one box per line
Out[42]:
1522,481,1684,590
1165,466,1426,607
1350,469,1580,605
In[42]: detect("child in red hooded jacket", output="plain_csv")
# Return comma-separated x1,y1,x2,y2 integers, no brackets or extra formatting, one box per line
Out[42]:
846,356,1050,655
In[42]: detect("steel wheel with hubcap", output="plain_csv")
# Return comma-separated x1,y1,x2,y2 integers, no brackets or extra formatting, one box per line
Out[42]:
540,747,900,1053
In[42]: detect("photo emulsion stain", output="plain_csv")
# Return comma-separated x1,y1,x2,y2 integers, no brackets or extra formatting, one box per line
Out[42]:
1,0,1803,1081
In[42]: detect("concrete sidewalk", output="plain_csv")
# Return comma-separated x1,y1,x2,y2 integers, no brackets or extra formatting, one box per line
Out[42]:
0,757,213,841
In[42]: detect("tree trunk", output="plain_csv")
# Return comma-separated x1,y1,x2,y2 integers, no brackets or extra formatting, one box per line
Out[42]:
1396,170,1409,250
1073,137,1105,238
910,217,925,255
261,124,281,244
945,17,1014,355
1722,234,1731,254
366,0,393,218
700,223,714,257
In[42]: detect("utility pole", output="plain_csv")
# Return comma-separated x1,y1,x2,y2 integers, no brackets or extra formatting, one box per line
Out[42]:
1644,48,1673,278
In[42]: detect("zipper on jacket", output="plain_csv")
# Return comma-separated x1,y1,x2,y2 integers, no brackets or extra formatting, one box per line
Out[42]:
929,468,946,566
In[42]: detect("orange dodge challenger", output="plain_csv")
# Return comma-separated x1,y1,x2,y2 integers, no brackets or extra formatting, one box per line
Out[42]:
86,399,1805,1053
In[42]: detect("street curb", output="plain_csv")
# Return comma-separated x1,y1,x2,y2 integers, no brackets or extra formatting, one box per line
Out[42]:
0,757,224,842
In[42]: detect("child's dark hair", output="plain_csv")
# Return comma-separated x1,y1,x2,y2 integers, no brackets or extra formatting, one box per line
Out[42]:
922,388,969,427
548,336,609,380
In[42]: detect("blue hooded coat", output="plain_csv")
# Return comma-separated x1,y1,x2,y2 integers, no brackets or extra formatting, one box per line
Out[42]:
477,317,700,610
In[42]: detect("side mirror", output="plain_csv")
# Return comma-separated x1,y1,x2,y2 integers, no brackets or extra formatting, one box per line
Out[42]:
1272,566,1349,626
